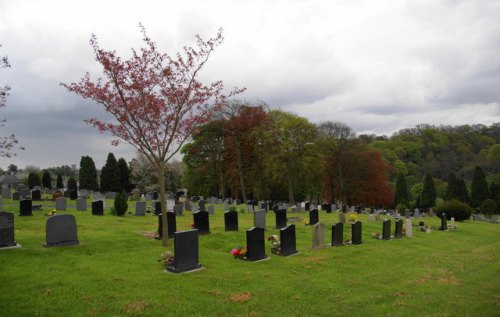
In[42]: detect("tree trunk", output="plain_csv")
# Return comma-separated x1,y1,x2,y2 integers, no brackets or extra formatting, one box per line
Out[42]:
158,161,169,247
235,145,247,205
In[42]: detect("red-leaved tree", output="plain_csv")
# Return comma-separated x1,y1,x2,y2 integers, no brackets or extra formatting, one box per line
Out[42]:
62,25,244,246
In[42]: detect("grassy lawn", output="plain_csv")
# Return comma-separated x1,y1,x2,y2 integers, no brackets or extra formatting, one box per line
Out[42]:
1,199,499,316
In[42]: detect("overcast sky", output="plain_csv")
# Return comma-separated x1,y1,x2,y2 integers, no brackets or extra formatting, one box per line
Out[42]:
1,0,499,169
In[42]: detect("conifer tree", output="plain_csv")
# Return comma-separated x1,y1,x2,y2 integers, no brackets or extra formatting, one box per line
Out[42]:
117,158,130,192
100,153,121,192
444,172,458,201
457,177,469,203
79,156,99,191
42,170,52,189
67,177,78,191
471,166,490,207
420,174,437,209
56,174,64,189
27,172,41,189
394,173,409,207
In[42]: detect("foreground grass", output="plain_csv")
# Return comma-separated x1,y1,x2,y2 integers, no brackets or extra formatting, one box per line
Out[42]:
0,200,499,316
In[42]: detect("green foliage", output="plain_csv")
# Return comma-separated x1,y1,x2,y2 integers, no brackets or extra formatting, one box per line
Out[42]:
457,178,470,203
113,191,128,216
480,199,497,216
27,172,41,189
229,205,237,212
117,158,130,192
419,174,437,209
490,182,500,212
434,199,473,221
470,166,490,207
100,153,121,192
56,174,64,189
444,172,459,200
79,156,99,191
394,173,409,206
67,177,77,191
41,170,52,189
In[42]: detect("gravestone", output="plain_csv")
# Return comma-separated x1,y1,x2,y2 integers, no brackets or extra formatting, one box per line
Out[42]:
166,229,202,273
52,190,63,201
55,197,67,211
198,200,206,212
418,221,425,228
279,225,298,256
394,219,403,238
439,213,447,230
375,211,381,221
309,209,319,226
193,210,210,234
44,214,79,247
207,205,215,215
69,190,78,200
275,209,287,229
254,209,266,229
351,221,363,245
19,199,32,216
450,217,456,229
246,227,267,261
153,201,161,216
184,200,192,212
0,212,17,248
12,192,20,201
145,193,152,201
368,214,374,221
247,204,254,214
305,202,310,211
223,201,229,211
260,201,268,212
296,203,302,212
174,204,184,216
76,198,87,211
20,188,30,199
405,218,413,238
31,190,41,201
405,210,411,219
152,192,159,200
91,200,104,216
331,222,344,246
382,219,391,240
135,201,146,216
414,209,421,218
322,203,332,213
311,223,325,249
2,187,11,199
224,210,238,231
157,213,176,238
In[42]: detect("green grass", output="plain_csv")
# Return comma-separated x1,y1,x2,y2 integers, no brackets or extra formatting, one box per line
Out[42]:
1,199,499,316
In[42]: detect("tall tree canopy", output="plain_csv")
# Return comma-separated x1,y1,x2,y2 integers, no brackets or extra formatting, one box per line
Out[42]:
63,25,243,246
79,156,99,191
42,170,52,189
471,166,490,207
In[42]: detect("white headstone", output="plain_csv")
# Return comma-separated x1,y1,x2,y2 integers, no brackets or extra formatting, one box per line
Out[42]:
405,218,413,238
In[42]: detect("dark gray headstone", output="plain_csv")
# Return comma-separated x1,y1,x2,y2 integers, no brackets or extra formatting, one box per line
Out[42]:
439,213,448,231
55,197,66,211
207,205,215,215
166,229,202,273
1,187,11,199
198,200,206,212
19,199,32,216
260,201,268,212
351,221,363,245
246,227,267,261
322,203,332,213
224,210,238,231
92,200,103,216
135,201,146,216
31,190,41,201
275,209,287,229
193,211,210,234
331,222,344,246
174,204,184,216
69,190,78,200
279,224,298,256
20,188,30,199
0,212,16,248
157,213,176,238
12,192,20,201
395,219,403,238
184,200,192,212
76,198,87,211
304,202,310,211
382,219,391,240
309,209,319,225
152,192,159,200
44,214,79,247
254,209,266,229
153,201,161,216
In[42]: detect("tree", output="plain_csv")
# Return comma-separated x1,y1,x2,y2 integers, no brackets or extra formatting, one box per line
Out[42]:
117,158,130,192
56,174,64,189
79,156,99,191
0,45,23,158
470,166,490,207
489,182,500,213
114,191,128,216
101,153,120,192
41,170,52,189
27,172,41,189
62,25,242,246
457,177,469,203
67,177,77,191
100,166,109,192
444,172,459,201
420,174,437,209
394,173,409,207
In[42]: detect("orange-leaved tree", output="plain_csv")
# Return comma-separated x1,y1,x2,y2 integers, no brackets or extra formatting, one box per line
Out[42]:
62,25,244,246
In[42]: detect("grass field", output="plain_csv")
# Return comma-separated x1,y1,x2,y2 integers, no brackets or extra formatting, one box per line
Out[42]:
0,199,499,316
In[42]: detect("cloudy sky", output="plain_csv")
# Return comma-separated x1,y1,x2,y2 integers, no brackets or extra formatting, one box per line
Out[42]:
1,0,499,169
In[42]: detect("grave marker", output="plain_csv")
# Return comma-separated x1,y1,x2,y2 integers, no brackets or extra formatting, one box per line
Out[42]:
311,223,325,249
92,200,104,216
309,209,319,226
246,227,267,261
331,222,344,246
31,190,41,201
76,198,87,211
394,219,403,238
208,205,215,215
405,218,413,238
0,212,17,248
193,210,210,234
439,213,448,230
166,229,202,273
279,225,298,256
382,219,391,240
44,214,79,247
19,199,32,216
351,221,363,245
55,197,67,211
275,208,287,229
254,209,266,229
224,210,238,231
135,201,146,216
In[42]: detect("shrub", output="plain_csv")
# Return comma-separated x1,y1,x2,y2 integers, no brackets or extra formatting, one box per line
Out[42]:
435,199,472,221
480,199,497,217
114,191,128,216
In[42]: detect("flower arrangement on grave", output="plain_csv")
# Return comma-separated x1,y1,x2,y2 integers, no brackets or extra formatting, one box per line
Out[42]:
189,223,195,229
158,251,175,268
347,212,358,223
230,246,247,259
48,209,57,216
372,232,381,239
267,235,281,254
303,218,309,226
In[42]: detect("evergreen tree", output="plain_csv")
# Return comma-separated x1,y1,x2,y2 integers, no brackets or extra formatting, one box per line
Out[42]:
457,177,470,203
100,166,109,192
79,156,99,191
470,166,490,207
489,182,500,213
41,170,52,189
394,173,409,207
117,158,130,192
56,174,64,189
27,172,41,189
101,153,121,192
444,172,458,201
67,177,78,191
420,174,437,209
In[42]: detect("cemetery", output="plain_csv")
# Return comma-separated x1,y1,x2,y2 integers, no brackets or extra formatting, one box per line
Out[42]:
0,196,498,316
